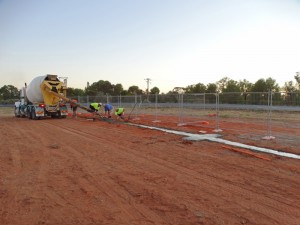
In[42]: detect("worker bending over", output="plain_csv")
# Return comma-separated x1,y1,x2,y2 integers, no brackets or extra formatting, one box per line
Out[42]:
103,103,114,118
115,107,125,120
89,102,102,114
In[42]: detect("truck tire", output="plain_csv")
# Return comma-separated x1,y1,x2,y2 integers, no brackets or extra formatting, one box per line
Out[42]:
58,110,66,119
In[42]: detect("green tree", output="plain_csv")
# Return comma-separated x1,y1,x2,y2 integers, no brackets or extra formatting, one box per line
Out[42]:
66,87,76,96
222,80,240,92
294,72,300,90
216,76,231,92
0,85,19,100
169,87,185,94
85,84,98,96
97,80,113,95
185,83,206,93
251,79,268,92
217,79,241,104
283,81,297,93
112,83,124,95
74,88,85,96
238,79,253,102
238,79,253,92
128,85,143,95
250,78,279,104
282,81,297,105
85,80,113,95
205,83,217,103
184,85,193,93
206,83,217,93
120,90,128,95
265,77,279,92
150,86,160,94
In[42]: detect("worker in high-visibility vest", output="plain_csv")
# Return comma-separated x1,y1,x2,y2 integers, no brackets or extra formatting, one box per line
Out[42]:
89,102,102,113
115,107,125,120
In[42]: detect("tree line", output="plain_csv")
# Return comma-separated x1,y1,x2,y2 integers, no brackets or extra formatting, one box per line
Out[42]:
1,74,300,102
51,74,300,97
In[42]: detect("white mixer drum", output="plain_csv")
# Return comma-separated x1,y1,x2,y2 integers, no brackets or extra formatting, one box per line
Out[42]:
26,75,47,103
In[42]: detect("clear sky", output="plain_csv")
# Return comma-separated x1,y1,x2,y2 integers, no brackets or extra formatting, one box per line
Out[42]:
1,0,300,93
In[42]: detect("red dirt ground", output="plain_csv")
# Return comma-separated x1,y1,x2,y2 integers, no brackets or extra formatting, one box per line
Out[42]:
0,114,300,225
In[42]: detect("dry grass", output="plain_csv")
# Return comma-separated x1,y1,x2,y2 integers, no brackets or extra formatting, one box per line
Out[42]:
0,107,14,116
137,107,300,121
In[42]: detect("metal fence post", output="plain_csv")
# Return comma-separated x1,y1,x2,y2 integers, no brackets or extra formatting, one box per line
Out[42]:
178,93,185,126
204,93,206,110
131,94,139,120
134,94,138,118
213,92,222,132
263,90,275,140
153,92,160,122
118,95,121,107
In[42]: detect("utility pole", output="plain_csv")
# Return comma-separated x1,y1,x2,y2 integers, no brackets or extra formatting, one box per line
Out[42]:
145,78,151,95
145,78,151,102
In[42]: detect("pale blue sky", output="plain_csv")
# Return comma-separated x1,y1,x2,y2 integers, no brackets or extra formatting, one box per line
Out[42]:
1,0,300,93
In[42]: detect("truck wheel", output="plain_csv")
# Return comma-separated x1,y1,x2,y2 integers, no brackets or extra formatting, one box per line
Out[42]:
58,111,64,119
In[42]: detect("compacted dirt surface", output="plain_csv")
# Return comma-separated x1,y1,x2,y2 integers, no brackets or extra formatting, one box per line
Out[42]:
0,114,300,225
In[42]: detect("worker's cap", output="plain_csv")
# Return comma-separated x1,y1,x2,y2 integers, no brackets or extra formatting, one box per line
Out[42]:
99,103,102,106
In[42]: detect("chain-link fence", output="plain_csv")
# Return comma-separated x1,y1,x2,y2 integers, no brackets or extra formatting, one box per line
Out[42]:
4,91,300,152
72,92,300,151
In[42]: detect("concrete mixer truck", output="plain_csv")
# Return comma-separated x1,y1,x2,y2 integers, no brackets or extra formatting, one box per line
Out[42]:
14,74,68,119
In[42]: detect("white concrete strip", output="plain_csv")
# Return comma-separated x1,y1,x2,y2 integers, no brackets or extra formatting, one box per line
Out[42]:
129,123,300,160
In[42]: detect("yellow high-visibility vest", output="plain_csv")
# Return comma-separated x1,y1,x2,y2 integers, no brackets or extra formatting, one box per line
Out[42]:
115,108,124,115
91,103,100,110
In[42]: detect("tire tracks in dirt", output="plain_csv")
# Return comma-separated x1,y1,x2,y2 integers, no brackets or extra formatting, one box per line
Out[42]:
2,117,299,224
39,119,300,225
35,120,169,224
